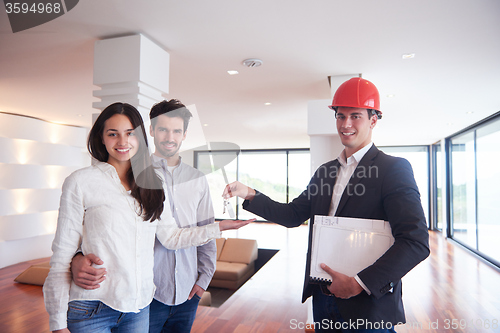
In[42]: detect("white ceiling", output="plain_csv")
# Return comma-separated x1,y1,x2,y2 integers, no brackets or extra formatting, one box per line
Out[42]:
1,0,500,149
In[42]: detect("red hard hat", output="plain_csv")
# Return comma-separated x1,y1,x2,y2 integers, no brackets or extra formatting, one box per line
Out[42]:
329,77,381,113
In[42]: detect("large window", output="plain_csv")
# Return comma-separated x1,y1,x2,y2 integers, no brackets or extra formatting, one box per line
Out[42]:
197,147,430,224
476,119,500,260
450,132,477,247
449,113,500,265
196,150,238,220
431,143,444,230
195,149,310,221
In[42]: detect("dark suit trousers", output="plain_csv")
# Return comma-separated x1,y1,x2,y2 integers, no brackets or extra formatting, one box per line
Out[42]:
312,285,397,333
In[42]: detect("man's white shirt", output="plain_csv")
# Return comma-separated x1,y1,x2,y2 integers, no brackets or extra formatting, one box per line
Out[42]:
152,155,217,306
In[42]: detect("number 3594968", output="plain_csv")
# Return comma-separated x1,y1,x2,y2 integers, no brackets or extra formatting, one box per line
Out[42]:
5,2,62,14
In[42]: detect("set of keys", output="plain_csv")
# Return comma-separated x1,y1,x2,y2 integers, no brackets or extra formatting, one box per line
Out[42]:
221,166,235,218
223,199,230,214
223,198,235,218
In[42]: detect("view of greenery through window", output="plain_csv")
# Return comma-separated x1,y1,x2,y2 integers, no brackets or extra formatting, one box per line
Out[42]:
195,150,310,222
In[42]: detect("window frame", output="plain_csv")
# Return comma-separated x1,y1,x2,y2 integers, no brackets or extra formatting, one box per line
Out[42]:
445,110,500,268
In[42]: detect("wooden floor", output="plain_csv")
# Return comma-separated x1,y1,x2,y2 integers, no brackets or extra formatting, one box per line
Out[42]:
1,225,500,333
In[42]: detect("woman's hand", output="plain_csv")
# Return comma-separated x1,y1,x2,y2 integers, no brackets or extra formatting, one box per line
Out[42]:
219,218,256,231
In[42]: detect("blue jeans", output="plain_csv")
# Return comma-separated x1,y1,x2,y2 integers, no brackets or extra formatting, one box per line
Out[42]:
67,300,149,333
312,286,397,333
148,295,201,333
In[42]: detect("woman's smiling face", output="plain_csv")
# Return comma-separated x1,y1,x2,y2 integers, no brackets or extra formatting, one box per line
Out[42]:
102,113,139,167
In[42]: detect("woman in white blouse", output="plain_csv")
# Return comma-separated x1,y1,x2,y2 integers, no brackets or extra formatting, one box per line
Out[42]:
43,103,250,333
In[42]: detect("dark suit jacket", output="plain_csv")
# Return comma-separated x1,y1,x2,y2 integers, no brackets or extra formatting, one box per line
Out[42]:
243,145,430,326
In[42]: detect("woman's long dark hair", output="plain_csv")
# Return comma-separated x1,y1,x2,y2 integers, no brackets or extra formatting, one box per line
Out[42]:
88,102,165,222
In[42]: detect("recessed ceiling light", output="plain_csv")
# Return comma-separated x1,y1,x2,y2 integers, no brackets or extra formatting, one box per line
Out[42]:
264,102,271,105
227,70,239,75
447,122,454,126
77,114,83,117
203,124,209,127
466,111,474,114
402,53,415,60
386,94,395,98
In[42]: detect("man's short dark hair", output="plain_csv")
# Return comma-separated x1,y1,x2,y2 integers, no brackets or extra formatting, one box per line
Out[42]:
334,108,382,120
150,99,193,132
368,109,382,119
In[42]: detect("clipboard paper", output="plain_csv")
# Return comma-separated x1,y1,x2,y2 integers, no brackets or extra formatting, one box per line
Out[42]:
310,215,394,283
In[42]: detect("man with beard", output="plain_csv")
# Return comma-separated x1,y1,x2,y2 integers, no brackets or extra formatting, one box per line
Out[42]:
71,99,218,333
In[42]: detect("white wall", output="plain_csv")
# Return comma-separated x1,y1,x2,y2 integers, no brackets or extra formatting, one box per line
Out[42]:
0,113,89,268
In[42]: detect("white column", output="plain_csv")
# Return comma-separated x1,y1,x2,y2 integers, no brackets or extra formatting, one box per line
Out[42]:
329,74,361,99
308,99,342,174
307,74,361,174
92,34,170,138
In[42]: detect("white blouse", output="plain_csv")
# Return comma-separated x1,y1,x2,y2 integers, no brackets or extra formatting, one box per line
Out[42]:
43,161,221,331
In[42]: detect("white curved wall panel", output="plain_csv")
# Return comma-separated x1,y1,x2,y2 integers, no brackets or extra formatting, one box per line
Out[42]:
0,234,55,268
0,211,58,242
0,164,80,189
0,113,88,268
0,189,62,216
0,137,89,166
0,113,87,147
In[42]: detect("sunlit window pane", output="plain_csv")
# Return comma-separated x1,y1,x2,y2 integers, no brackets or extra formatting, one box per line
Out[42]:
238,151,287,220
476,118,500,262
288,151,311,201
434,144,443,231
196,149,310,222
197,151,238,220
450,132,477,248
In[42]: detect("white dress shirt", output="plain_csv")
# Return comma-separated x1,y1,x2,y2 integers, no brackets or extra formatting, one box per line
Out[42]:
151,155,216,306
43,161,221,331
327,142,373,295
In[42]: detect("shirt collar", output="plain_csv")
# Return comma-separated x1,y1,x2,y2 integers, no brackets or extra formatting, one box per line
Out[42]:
94,160,116,174
151,154,183,171
337,142,373,167
93,160,123,185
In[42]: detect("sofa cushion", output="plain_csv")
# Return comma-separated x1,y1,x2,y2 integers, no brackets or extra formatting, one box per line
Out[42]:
209,263,256,290
213,261,254,281
14,261,50,286
215,238,226,260
218,238,257,264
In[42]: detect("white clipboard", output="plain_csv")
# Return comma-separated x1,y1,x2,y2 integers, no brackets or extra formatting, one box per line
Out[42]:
310,215,394,282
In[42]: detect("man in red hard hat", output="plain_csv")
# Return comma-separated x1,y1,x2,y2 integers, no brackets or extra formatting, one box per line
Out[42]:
224,77,429,332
